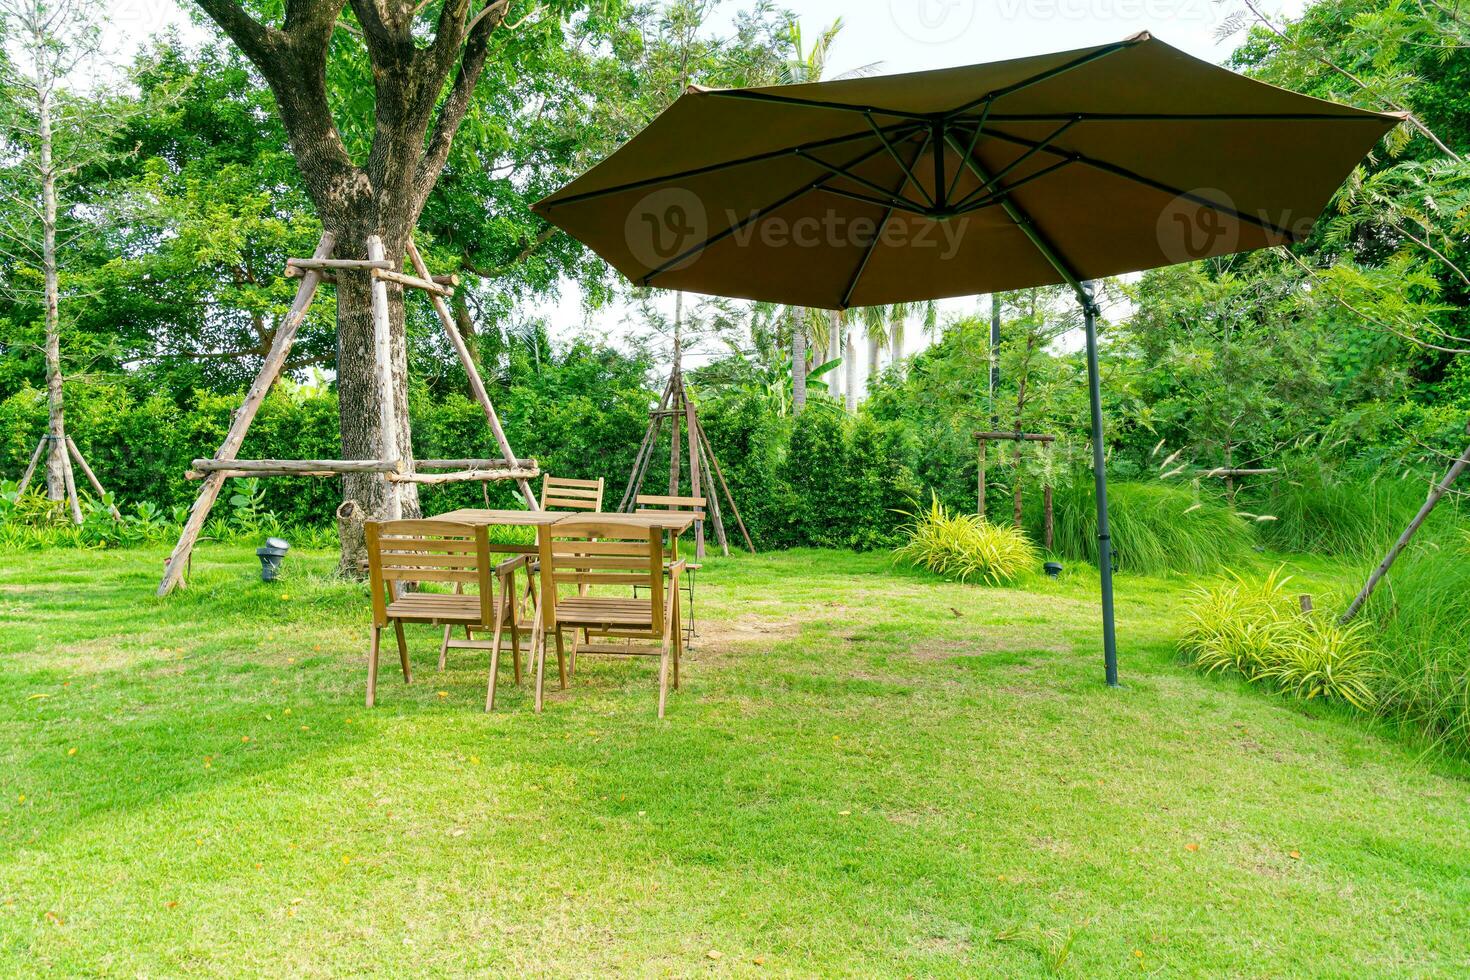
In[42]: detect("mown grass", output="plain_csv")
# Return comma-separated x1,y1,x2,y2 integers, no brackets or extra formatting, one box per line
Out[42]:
2,544,1468,976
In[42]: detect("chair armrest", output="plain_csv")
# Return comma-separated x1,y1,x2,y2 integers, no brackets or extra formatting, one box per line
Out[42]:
667,560,688,586
495,554,527,576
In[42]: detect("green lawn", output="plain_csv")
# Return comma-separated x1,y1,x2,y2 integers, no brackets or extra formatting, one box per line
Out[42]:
2,543,1468,976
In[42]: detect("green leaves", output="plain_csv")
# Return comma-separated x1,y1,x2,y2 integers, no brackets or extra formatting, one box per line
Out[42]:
893,493,1039,585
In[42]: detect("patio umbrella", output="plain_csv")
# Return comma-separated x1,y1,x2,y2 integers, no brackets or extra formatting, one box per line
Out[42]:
532,31,1399,686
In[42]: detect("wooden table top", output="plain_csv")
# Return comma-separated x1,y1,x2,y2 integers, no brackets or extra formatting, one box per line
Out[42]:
430,508,695,534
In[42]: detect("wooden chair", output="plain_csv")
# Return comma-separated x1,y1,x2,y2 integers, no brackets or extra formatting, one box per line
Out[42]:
364,519,517,709
635,493,705,644
529,519,685,717
540,474,605,512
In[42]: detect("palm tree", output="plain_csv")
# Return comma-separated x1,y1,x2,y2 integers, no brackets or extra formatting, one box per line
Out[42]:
859,305,887,388
777,17,877,413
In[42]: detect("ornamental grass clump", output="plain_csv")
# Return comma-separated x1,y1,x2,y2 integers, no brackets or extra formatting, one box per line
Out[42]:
1178,569,1376,710
894,495,1038,585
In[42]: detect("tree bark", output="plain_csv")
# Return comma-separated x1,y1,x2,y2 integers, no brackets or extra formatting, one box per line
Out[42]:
828,311,842,404
889,316,904,377
867,332,881,386
791,309,806,414
192,0,511,572
842,314,857,412
29,13,68,510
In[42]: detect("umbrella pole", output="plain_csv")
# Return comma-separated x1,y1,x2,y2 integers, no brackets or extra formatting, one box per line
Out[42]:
1080,284,1119,686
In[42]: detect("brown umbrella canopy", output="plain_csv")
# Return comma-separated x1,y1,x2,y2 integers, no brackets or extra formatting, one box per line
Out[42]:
533,32,1399,309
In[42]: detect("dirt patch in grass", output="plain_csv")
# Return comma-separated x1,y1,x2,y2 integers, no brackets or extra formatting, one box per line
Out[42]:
909,627,1071,661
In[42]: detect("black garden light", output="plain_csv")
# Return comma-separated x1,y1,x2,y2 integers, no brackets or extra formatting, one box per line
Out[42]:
256,537,290,582
1044,561,1063,579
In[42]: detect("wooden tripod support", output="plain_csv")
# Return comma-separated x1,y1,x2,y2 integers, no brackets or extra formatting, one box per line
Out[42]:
975,430,1056,550
156,231,539,596
14,433,122,524
618,365,754,558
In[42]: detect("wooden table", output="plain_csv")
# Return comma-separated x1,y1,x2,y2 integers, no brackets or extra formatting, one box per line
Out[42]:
430,508,694,535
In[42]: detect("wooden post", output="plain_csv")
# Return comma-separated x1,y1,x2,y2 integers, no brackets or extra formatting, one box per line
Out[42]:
366,236,403,521
668,373,682,497
618,373,674,511
15,435,46,496
697,435,730,557
157,232,335,596
1340,428,1470,623
695,417,754,553
683,378,705,560
59,440,82,524
404,239,537,510
1043,482,1054,552
977,439,987,518
66,437,121,520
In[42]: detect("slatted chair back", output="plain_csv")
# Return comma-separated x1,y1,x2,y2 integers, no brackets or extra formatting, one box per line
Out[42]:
634,493,706,521
366,520,492,627
540,474,605,512
537,520,663,635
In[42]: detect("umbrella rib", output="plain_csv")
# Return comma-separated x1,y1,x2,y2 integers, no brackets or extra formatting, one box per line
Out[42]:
865,114,936,209
965,111,1396,123
980,126,1299,240
951,158,1076,215
639,140,894,286
839,133,930,309
945,100,991,203
538,121,923,212
944,130,1089,295
952,118,1078,209
700,87,932,122
948,38,1140,117
795,149,928,212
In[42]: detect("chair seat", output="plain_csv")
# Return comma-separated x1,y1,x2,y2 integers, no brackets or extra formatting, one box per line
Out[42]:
386,592,487,624
554,596,654,629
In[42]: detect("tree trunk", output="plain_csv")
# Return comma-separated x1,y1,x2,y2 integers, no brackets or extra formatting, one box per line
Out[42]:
890,318,904,377
843,319,857,412
828,311,842,404
33,30,69,512
791,312,807,414
331,223,420,575
867,333,881,386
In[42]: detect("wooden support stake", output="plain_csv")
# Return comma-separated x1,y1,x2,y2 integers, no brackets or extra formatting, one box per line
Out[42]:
66,437,121,520
683,376,705,560
405,238,537,510
370,266,453,297
387,468,539,485
15,435,46,496
190,458,396,474
367,236,403,522
695,416,754,553
1340,429,1470,623
617,374,675,511
286,256,392,272
668,373,682,497
158,232,336,596
416,457,535,470
696,433,729,556
59,438,82,524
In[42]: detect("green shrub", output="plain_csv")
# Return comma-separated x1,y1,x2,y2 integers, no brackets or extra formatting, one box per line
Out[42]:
1179,569,1376,709
893,494,1038,585
1360,524,1470,754
1046,479,1255,575
1248,459,1425,557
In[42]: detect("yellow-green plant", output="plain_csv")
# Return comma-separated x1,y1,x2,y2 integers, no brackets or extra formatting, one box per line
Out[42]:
893,494,1038,585
1179,569,1377,709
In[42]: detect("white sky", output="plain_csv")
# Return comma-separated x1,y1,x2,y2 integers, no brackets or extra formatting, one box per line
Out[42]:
111,0,1305,383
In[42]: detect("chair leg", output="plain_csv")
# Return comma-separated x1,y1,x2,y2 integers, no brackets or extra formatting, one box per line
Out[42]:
657,642,670,719
394,620,411,684
366,626,382,708
568,629,579,679
555,627,568,690
485,588,507,712
531,597,546,714
438,624,452,672
672,588,683,692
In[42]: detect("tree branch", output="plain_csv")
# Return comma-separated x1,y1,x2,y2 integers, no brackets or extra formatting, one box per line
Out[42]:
417,0,508,202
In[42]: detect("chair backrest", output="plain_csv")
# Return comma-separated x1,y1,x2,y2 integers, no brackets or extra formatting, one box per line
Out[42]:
537,520,663,634
365,519,492,626
540,474,605,512
634,493,706,520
